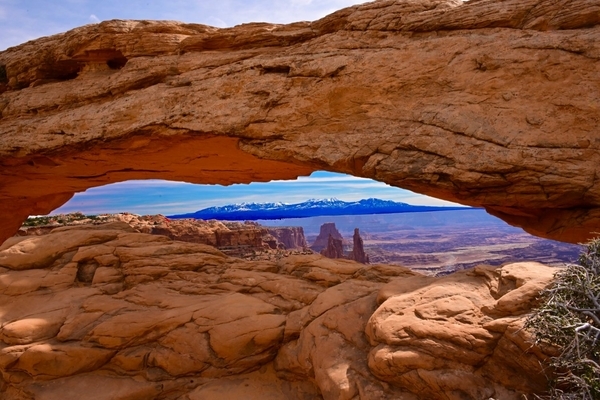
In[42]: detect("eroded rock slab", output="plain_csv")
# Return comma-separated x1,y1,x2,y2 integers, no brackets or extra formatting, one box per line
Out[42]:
0,224,556,399
0,0,599,244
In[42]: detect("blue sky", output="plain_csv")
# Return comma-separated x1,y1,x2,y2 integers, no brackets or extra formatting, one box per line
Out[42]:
53,172,463,215
3,1,462,215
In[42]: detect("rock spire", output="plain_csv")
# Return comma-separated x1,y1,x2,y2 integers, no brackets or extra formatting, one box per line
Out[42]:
349,228,369,264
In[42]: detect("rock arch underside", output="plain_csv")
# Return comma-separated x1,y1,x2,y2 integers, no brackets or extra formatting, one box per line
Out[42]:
1,0,600,244
1,1,600,399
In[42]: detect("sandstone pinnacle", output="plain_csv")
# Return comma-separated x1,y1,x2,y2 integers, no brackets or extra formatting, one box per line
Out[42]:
349,228,370,264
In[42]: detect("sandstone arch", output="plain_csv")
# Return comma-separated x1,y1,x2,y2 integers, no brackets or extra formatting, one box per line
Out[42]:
0,0,599,244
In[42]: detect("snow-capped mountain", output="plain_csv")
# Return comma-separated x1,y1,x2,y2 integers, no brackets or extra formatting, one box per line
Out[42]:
169,198,468,221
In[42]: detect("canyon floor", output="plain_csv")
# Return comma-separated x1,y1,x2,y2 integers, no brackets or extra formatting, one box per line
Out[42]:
261,209,582,274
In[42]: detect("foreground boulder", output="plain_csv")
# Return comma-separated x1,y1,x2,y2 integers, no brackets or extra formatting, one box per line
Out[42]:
0,224,556,399
0,0,600,244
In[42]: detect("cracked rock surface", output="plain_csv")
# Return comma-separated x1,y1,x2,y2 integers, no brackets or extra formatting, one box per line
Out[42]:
0,0,599,244
0,223,556,399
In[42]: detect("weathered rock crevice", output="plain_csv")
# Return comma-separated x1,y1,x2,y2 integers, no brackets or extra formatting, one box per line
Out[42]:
0,0,599,244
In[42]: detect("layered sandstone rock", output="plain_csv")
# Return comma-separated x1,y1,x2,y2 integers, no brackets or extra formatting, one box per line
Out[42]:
320,234,345,259
0,223,556,399
0,0,599,244
19,213,300,253
265,227,308,249
114,214,266,248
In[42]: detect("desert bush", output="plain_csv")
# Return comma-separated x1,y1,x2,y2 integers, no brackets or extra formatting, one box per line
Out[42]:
23,216,51,227
22,213,100,227
526,238,600,399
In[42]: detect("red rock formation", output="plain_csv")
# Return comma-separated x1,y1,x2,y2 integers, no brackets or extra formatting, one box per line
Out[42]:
147,218,261,248
119,214,268,248
349,228,370,264
0,223,557,399
265,227,307,249
16,214,317,261
315,224,370,263
311,223,344,252
17,214,273,253
320,234,345,259
262,232,281,250
1,0,599,244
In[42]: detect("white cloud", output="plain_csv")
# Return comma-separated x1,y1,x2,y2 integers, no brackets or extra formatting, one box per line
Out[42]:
89,14,100,23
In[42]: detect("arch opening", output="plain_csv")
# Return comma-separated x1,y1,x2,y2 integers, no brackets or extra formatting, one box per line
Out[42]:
0,127,598,246
50,172,461,216
16,172,581,274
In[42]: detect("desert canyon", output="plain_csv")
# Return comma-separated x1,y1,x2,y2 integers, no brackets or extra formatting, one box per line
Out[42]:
1,0,599,398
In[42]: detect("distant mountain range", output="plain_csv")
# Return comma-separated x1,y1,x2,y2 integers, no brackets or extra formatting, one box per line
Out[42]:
168,198,471,221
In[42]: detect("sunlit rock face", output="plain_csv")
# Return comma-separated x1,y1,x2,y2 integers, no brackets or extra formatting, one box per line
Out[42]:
0,0,599,244
0,223,556,399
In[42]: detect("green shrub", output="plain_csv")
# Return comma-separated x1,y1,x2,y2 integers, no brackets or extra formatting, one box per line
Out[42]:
21,213,100,227
23,216,51,227
526,238,600,399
